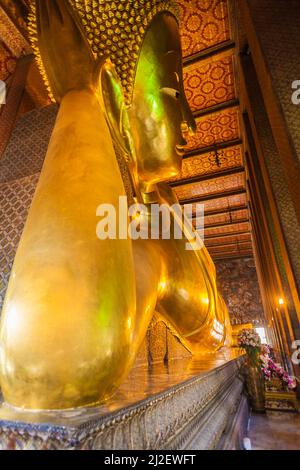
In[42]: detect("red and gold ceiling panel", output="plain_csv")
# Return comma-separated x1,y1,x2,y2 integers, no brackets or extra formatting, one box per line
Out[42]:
208,243,253,256
207,242,252,257
174,172,245,201
188,193,248,219
230,208,249,222
202,212,231,227
204,232,252,247
203,208,249,227
185,107,240,151
205,221,250,238
170,145,242,182
183,54,235,112
196,193,247,215
178,0,230,58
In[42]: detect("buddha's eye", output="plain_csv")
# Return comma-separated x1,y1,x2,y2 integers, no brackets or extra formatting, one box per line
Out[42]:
161,87,180,99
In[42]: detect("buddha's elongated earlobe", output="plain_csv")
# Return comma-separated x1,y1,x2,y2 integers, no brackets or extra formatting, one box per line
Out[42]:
99,59,143,202
100,59,131,157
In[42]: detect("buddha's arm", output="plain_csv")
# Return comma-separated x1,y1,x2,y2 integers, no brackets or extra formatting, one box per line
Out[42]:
0,89,136,409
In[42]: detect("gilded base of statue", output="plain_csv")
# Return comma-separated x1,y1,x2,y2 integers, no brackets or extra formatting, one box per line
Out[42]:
245,365,266,413
0,352,247,450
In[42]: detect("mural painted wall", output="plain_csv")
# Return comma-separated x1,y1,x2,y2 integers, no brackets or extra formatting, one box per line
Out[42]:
215,257,265,326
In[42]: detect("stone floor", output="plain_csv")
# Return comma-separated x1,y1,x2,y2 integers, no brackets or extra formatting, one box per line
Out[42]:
248,411,300,450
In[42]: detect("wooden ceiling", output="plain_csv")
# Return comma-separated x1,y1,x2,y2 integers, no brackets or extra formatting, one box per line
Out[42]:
173,0,252,261
0,0,253,261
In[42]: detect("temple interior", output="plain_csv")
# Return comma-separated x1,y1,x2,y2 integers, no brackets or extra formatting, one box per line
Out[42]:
0,0,300,451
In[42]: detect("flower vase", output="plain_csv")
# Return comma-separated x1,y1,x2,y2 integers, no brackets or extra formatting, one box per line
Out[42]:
245,364,265,413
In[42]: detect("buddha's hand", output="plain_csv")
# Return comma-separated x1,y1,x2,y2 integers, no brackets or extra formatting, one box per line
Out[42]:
33,0,100,102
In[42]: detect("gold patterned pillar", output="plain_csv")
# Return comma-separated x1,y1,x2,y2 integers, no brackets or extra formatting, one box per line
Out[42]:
234,46,300,383
239,0,300,223
231,0,300,382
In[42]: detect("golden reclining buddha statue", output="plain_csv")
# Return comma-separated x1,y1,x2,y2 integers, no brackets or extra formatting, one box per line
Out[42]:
0,0,231,410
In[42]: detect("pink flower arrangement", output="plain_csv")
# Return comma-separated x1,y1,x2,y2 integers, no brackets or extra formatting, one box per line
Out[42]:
260,351,296,390
238,329,296,390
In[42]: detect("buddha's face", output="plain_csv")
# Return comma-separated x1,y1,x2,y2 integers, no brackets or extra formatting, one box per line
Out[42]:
127,13,196,188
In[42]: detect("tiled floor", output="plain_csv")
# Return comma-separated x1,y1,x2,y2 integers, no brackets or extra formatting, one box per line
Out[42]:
248,411,300,450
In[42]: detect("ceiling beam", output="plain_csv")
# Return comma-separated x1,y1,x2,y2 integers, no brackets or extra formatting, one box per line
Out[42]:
193,99,240,119
183,40,235,67
180,188,246,205
183,138,243,159
170,167,244,188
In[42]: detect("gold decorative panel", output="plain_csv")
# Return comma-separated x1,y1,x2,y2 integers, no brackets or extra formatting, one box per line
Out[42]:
183,55,235,112
186,107,240,151
175,172,245,201
178,0,230,58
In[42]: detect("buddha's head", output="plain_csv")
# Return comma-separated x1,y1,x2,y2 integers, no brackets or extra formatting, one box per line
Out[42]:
127,12,196,188
69,0,196,188
31,0,196,189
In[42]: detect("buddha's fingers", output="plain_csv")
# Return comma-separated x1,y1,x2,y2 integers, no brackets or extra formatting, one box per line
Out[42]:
33,0,96,101
36,0,81,46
